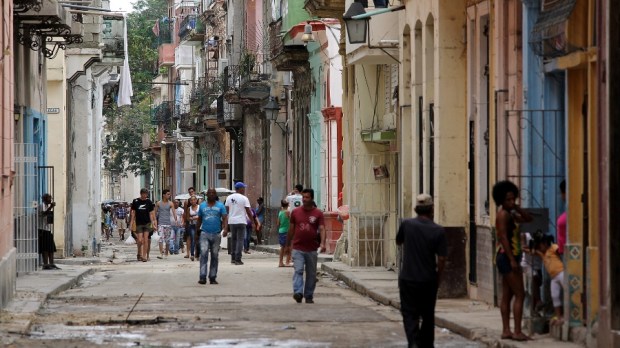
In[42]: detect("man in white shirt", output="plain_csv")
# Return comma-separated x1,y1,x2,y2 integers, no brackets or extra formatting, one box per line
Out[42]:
224,182,259,265
286,184,303,213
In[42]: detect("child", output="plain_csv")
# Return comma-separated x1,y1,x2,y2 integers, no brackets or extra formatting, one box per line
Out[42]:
537,235,564,325
276,199,291,267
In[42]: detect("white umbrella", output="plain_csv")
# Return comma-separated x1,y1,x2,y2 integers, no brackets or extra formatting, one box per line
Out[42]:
174,193,203,200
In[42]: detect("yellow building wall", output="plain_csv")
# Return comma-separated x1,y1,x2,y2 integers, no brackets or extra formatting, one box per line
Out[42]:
46,51,67,257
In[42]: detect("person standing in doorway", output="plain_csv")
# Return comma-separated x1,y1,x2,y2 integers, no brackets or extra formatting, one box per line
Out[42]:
155,189,177,259
396,194,446,348
225,182,259,265
286,188,326,304
130,188,157,262
493,180,533,341
255,197,265,245
197,188,228,284
39,193,59,270
556,180,567,257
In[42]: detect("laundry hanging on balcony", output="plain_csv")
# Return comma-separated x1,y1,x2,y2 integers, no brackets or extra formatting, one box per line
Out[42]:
118,14,133,107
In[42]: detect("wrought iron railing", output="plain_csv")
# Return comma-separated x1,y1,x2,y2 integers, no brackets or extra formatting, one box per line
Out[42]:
151,101,173,125
179,14,205,39
155,20,173,46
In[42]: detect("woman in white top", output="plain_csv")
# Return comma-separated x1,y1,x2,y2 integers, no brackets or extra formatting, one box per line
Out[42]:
184,195,200,261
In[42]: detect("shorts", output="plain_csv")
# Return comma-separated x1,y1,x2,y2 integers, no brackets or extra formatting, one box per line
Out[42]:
157,225,173,244
496,252,522,275
278,233,287,247
116,219,127,229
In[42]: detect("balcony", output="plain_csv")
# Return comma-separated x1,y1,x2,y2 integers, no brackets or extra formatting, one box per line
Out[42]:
151,101,173,126
101,16,125,65
156,20,175,67
270,19,310,72
15,0,84,59
217,95,242,128
179,14,205,45
345,6,400,65
175,45,195,69
304,0,345,19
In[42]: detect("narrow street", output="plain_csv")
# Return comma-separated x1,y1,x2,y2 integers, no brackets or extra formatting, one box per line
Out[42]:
4,238,481,347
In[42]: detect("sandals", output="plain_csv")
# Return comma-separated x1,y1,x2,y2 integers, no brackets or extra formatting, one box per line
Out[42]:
510,333,532,341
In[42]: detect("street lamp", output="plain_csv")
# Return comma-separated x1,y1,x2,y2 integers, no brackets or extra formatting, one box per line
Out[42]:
262,96,288,134
343,1,368,44
301,23,315,45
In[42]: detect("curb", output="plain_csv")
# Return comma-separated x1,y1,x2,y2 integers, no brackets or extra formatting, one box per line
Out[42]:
320,262,526,348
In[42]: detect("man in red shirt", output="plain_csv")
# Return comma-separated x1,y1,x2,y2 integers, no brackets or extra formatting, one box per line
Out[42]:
286,188,326,304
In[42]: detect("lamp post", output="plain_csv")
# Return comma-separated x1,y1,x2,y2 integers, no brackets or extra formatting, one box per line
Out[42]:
301,23,315,45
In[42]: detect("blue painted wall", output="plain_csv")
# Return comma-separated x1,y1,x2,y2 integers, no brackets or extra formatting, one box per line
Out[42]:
24,107,48,197
522,3,566,238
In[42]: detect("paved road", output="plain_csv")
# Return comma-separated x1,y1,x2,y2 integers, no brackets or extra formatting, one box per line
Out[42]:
10,238,483,347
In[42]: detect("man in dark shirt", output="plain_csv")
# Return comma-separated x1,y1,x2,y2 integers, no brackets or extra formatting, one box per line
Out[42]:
130,188,156,262
396,194,447,348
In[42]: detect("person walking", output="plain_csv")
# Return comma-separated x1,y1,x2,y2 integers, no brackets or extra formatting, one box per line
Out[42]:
225,182,259,265
286,184,303,213
184,195,200,261
130,188,157,262
493,180,533,341
197,188,228,285
172,200,185,254
286,188,326,304
115,204,128,241
155,189,177,259
276,199,291,267
396,194,446,348
39,193,59,270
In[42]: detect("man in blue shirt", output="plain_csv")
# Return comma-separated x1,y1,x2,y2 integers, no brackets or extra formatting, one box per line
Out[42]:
197,188,228,285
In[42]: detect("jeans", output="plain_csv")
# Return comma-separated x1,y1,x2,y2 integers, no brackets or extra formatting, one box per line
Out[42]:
186,224,196,256
172,226,184,253
244,225,252,251
398,279,438,348
229,224,246,262
292,249,318,299
199,232,221,280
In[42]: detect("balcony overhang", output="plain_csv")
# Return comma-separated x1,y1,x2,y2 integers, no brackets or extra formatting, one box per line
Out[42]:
101,16,125,66
272,46,310,72
304,0,345,19
239,81,270,100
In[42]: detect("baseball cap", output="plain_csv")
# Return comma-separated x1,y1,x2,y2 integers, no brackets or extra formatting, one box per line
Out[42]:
234,182,247,189
416,194,433,207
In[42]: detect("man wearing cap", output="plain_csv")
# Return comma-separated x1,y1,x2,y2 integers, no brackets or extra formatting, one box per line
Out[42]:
396,194,447,348
224,182,259,265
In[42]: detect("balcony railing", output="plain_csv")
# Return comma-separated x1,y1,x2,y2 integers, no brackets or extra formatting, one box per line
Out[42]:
179,14,205,41
155,20,173,46
151,101,173,125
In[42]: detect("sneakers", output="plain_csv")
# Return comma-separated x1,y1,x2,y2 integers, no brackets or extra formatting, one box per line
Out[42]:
209,278,218,284
234,260,244,265
198,279,207,285
157,254,164,259
293,293,303,303
305,298,314,304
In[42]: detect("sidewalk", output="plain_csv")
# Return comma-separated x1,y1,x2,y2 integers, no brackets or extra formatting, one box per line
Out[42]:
320,261,584,348
0,264,94,337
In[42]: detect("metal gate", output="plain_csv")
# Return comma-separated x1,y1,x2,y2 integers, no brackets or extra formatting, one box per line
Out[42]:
347,153,397,267
504,109,565,234
13,143,39,274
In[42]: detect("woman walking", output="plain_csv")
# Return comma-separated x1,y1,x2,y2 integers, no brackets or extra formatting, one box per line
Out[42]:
185,195,200,261
492,180,533,341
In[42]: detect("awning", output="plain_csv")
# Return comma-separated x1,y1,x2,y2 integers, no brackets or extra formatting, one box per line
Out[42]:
528,0,577,58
